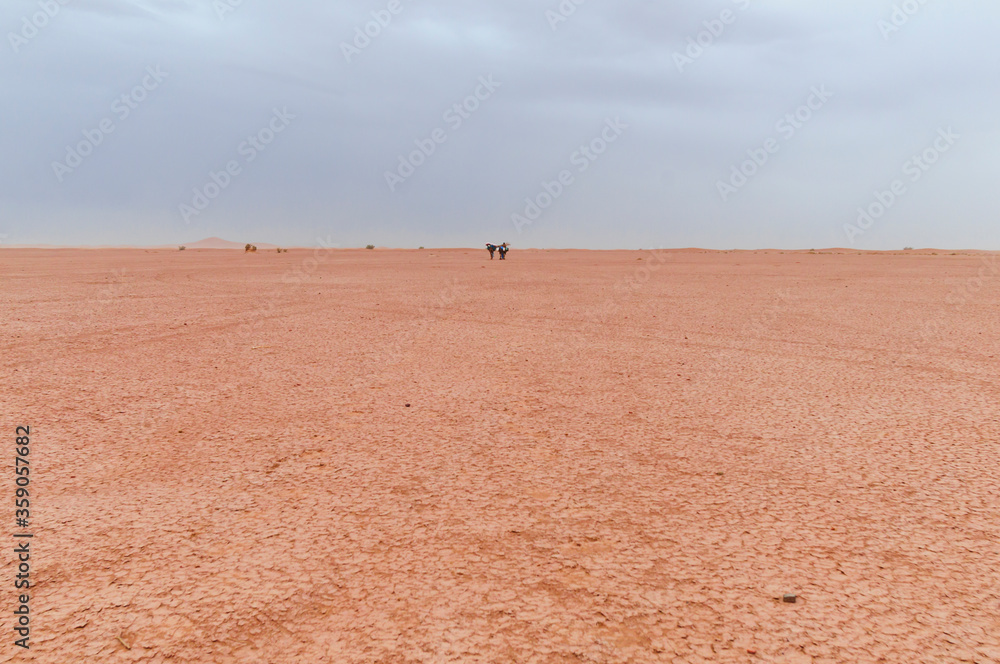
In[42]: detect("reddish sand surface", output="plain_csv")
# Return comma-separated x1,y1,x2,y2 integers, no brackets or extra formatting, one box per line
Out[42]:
2,248,999,663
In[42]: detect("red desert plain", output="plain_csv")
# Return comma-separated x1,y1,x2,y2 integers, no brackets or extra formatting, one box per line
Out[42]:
2,247,999,663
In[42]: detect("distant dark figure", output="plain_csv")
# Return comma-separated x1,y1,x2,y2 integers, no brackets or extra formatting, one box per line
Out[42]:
498,243,509,260
486,243,498,259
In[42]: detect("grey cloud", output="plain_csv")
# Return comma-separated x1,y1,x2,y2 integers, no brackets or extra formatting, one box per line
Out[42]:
1,0,997,248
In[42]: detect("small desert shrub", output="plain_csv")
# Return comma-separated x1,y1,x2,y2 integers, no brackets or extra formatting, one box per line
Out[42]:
419,246,424,250
366,244,375,250
904,247,914,251
178,246,186,251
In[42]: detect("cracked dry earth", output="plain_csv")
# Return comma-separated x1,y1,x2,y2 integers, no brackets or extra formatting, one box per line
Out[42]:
2,248,999,664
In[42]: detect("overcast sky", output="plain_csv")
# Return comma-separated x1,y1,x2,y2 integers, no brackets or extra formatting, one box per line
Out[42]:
1,0,997,249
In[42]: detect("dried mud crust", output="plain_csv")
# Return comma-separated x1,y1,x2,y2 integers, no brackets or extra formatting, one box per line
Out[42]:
1,248,999,663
